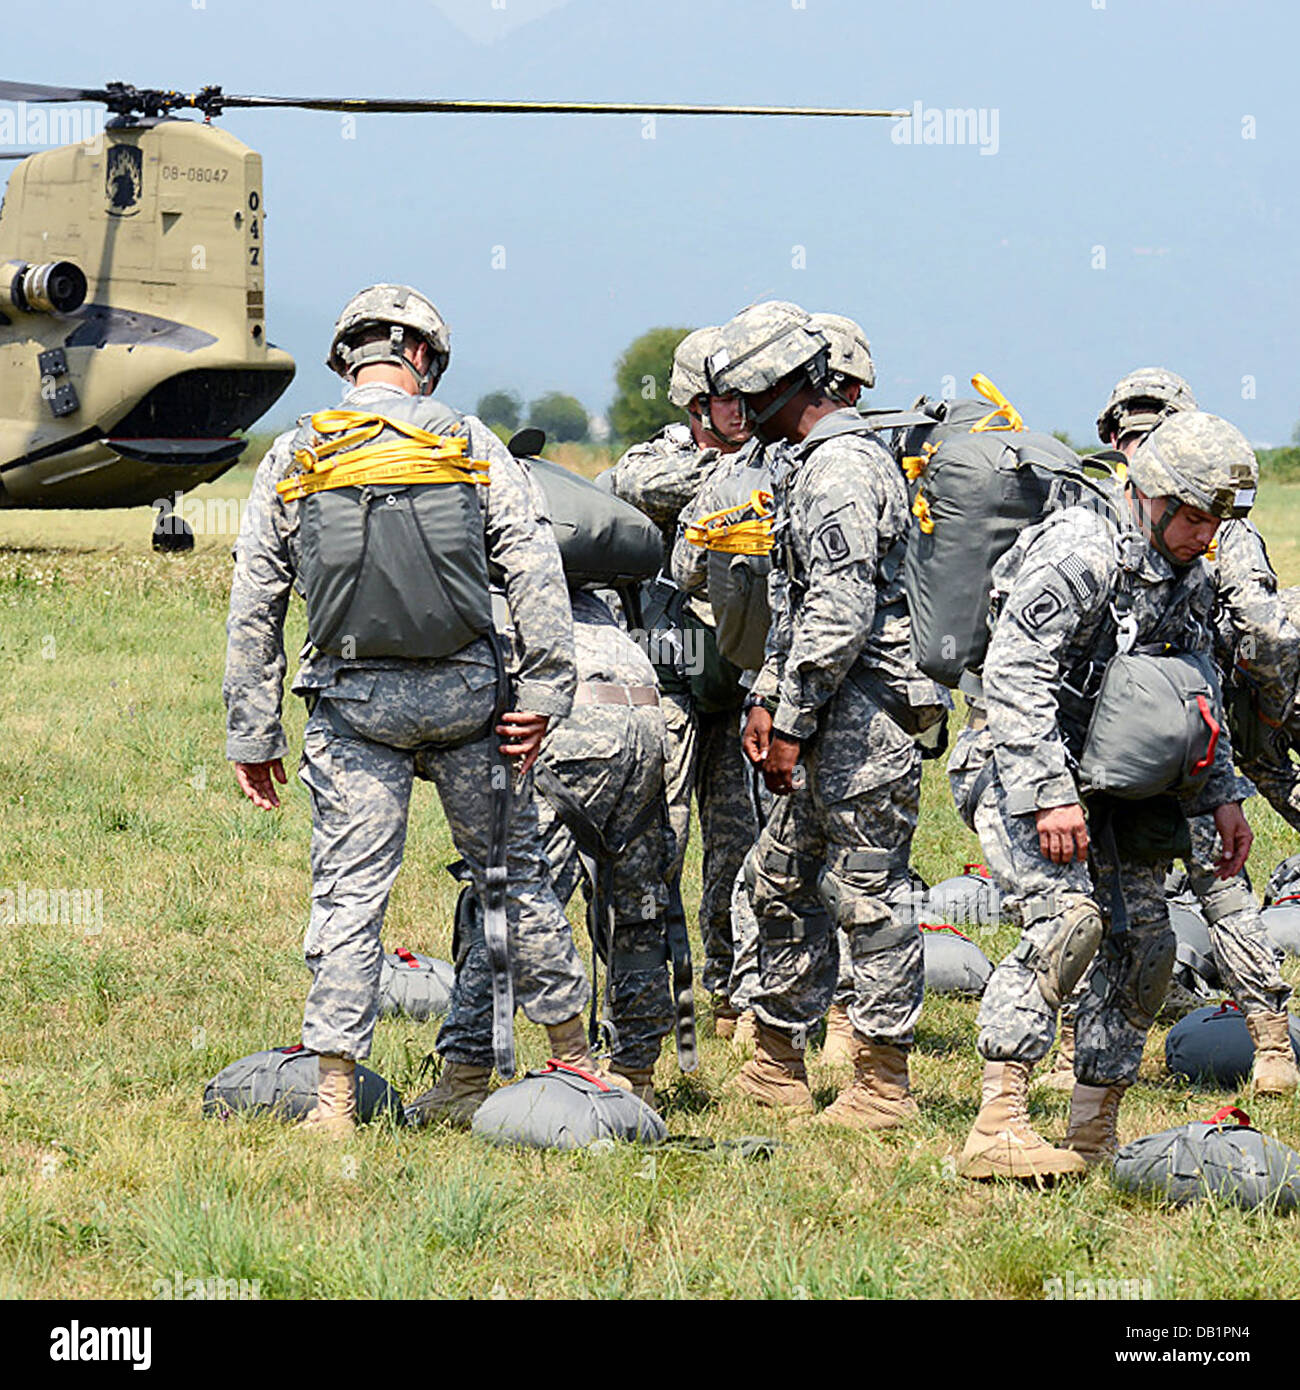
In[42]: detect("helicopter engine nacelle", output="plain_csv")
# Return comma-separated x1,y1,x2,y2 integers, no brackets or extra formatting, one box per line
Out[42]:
2,260,88,316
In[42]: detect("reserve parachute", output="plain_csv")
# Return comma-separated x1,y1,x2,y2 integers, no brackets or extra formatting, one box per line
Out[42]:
901,375,1086,688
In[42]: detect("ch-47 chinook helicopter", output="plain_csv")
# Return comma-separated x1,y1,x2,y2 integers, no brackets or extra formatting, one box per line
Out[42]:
0,80,903,549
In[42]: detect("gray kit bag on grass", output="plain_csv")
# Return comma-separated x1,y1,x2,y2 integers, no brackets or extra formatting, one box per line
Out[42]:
921,924,992,995
202,1045,404,1125
1165,1003,1300,1087
472,1062,667,1150
925,869,999,928
1264,854,1300,907
1261,903,1300,959
1113,1106,1300,1212
377,946,455,1022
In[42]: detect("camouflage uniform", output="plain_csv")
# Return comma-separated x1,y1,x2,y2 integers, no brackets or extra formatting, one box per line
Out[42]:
746,409,945,1040
1172,516,1298,1016
965,486,1241,1086
435,589,674,1072
609,425,757,1002
1213,521,1300,834
224,380,587,1062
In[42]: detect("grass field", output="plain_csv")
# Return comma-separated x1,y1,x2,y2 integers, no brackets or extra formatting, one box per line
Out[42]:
0,464,1298,1301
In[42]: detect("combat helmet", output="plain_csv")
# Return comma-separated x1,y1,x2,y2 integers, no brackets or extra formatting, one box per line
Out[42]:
668,326,724,407
1097,367,1197,445
705,300,829,436
808,311,876,394
1128,412,1258,561
327,284,451,392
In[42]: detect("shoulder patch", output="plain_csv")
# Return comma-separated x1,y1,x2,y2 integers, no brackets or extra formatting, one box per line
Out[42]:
1054,553,1100,605
1016,579,1070,633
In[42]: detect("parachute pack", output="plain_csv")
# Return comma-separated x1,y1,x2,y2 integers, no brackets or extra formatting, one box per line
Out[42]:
202,1045,405,1125
521,450,664,588
924,866,1000,929
1113,1106,1300,1213
682,454,775,673
920,924,992,995
377,947,455,1023
284,398,495,660
471,1062,667,1150
1077,651,1223,801
1166,1002,1300,1087
900,376,1087,688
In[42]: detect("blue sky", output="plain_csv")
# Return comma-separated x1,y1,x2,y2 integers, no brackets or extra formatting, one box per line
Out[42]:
6,0,1299,442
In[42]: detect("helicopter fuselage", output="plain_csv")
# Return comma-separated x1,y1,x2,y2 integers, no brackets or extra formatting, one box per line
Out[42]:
0,117,294,510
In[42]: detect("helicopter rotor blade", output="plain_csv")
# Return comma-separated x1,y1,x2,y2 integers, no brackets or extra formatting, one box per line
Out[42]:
0,150,40,160
221,95,908,118
0,81,109,104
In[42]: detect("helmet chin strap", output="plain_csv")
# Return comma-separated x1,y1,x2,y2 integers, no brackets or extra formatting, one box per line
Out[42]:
1136,490,1189,566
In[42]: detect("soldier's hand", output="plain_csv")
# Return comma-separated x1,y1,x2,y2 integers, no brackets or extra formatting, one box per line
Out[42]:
234,758,287,810
1035,803,1089,863
763,733,802,797
743,705,773,766
497,710,550,775
1212,801,1252,879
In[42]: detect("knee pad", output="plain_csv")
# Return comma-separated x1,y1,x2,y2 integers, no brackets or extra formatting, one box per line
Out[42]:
1116,930,1176,1031
751,838,807,914
1014,895,1103,1011
816,847,890,928
451,883,484,965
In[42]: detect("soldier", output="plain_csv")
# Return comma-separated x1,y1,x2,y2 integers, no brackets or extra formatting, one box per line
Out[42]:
409,585,677,1121
956,410,1257,1181
671,311,882,1063
1039,371,1297,1096
224,284,592,1136
605,329,758,1038
711,300,947,1127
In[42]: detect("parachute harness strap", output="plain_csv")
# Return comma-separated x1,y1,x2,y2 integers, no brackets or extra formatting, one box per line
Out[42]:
969,373,1025,433
277,411,491,502
683,490,775,555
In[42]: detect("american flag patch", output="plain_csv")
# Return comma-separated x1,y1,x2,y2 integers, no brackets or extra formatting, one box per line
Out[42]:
1054,553,1098,604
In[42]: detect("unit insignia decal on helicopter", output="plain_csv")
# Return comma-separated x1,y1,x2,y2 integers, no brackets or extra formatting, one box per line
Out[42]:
105,143,142,216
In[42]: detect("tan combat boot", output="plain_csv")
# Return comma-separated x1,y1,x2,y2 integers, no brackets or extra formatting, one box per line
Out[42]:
732,1020,814,1113
958,1061,1088,1183
299,1054,356,1138
1062,1082,1129,1165
609,1065,657,1109
406,1062,492,1129
732,1010,758,1057
1245,1011,1300,1096
712,999,741,1040
816,1035,919,1131
545,1016,632,1091
1037,1021,1076,1093
819,1002,856,1069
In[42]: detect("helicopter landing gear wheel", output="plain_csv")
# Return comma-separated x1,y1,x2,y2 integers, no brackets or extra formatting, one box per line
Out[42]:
152,499,194,553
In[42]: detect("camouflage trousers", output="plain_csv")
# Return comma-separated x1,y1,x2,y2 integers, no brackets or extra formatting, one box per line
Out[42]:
1167,812,1285,1015
749,682,924,1043
1059,812,1290,1031
436,706,674,1072
973,775,1173,1087
662,693,759,1000
298,665,589,1062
